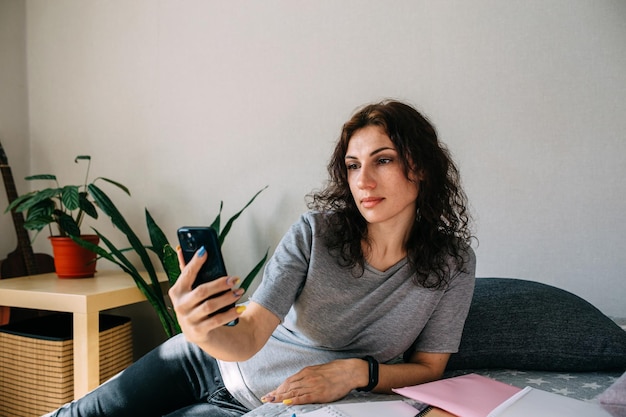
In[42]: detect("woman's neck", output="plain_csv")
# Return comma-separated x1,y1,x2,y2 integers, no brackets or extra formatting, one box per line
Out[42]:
363,219,414,272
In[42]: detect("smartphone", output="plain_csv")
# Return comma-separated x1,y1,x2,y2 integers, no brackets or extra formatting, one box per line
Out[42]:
177,226,238,326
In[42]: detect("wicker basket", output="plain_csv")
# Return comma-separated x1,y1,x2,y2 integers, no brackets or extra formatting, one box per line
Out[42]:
0,313,133,417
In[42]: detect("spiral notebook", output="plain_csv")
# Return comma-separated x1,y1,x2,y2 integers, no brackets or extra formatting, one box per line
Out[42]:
299,400,420,417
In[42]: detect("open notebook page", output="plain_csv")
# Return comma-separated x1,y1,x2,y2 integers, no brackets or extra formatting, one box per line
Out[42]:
300,400,420,417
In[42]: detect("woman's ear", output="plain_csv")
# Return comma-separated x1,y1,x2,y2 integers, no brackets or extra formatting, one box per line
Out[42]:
410,168,426,183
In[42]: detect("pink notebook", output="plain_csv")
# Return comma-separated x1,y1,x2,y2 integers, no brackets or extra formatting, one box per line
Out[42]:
393,374,522,417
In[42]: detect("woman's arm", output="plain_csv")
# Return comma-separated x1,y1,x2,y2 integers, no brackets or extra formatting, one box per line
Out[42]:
169,246,280,361
376,351,450,392
262,351,450,405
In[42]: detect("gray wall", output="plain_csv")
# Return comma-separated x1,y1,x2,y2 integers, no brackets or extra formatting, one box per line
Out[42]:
2,1,625,353
1,0,29,247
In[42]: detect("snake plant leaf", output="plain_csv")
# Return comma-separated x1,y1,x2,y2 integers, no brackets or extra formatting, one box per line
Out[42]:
161,244,180,287
146,209,181,285
93,232,154,298
240,248,269,294
217,185,268,245
88,183,165,301
71,231,126,269
74,231,179,338
81,185,266,337
85,186,180,335
146,209,169,254
88,228,179,336
209,201,224,235
87,184,131,231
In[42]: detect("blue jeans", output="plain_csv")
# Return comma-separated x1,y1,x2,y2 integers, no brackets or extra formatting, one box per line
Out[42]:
45,334,249,417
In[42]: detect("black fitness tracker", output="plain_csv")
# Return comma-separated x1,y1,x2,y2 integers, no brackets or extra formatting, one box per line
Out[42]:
356,355,379,392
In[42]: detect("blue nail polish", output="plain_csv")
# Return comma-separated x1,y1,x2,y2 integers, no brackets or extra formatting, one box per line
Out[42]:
197,246,206,257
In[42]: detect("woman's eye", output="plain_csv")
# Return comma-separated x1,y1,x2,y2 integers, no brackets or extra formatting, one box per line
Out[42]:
346,163,359,170
377,157,392,165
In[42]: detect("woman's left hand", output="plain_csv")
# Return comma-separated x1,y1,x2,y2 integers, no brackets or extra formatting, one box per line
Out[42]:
261,359,367,405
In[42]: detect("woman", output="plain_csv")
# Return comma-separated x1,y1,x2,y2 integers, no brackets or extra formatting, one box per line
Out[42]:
47,100,475,417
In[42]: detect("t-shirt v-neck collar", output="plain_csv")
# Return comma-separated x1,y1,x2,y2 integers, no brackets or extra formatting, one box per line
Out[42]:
363,257,409,276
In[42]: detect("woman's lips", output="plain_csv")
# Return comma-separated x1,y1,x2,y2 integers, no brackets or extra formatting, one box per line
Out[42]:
361,197,384,208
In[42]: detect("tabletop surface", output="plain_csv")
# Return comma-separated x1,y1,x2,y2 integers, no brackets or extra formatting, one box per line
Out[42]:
0,270,168,312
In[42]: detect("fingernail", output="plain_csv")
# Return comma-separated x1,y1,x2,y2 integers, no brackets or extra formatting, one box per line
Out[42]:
283,399,293,405
226,276,241,288
233,288,244,298
197,246,206,257
175,245,181,251
235,305,246,314
261,395,275,403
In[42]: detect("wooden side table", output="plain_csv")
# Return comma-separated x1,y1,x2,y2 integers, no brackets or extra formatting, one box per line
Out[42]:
0,270,168,399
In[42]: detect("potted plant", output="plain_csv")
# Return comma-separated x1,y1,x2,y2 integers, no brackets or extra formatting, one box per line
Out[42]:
4,156,130,278
74,185,268,337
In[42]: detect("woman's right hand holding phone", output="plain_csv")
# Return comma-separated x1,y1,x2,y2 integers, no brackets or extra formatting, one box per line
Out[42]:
169,245,245,345
170,245,281,361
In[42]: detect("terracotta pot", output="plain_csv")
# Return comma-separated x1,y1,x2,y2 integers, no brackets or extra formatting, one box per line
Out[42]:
48,235,100,278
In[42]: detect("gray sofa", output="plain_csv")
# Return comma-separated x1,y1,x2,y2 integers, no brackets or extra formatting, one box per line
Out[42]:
444,277,626,400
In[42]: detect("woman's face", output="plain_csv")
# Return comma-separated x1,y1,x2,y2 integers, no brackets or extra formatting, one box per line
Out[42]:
345,125,420,227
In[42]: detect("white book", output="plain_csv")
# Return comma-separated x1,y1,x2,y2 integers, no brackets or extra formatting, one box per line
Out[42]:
488,386,612,417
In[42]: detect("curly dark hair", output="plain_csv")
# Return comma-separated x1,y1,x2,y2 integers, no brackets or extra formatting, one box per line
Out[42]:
307,100,473,289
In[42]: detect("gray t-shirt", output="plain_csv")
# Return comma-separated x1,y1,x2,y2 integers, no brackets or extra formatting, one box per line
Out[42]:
219,212,476,409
